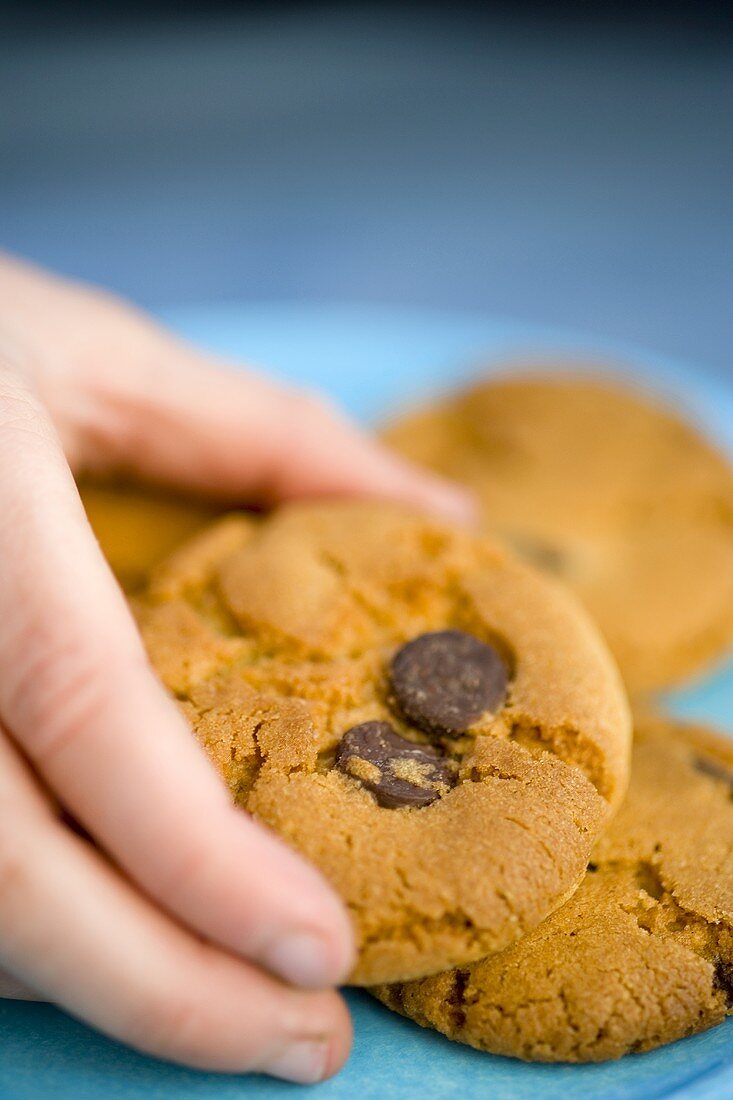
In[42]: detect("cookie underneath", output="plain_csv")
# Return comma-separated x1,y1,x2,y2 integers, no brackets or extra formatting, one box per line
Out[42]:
374,714,733,1062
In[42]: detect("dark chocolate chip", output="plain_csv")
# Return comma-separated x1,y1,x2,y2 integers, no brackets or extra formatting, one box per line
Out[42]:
335,721,455,809
714,960,733,1008
389,629,507,736
504,531,569,577
693,755,733,795
446,969,470,1030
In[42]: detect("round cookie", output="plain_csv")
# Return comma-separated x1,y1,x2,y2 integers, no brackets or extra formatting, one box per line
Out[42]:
80,479,220,592
383,372,733,695
374,714,733,1061
137,500,630,985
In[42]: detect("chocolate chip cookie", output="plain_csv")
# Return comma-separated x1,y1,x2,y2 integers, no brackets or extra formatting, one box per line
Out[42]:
383,372,733,694
137,501,630,984
374,714,733,1060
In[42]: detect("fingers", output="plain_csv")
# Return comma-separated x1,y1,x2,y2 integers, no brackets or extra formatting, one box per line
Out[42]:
70,336,475,523
0,731,351,1079
0,362,354,991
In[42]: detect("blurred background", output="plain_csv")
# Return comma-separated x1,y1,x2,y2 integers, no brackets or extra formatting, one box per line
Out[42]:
1,1,731,377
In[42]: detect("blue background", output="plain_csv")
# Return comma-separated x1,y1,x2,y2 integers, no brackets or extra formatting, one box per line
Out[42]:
0,4,731,378
2,304,733,1098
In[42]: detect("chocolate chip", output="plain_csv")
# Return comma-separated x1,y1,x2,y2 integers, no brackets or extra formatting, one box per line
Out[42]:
714,960,733,1008
389,630,507,736
335,721,455,808
694,755,733,795
504,532,569,577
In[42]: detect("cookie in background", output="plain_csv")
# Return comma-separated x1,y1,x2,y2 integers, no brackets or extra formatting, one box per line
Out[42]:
383,371,733,696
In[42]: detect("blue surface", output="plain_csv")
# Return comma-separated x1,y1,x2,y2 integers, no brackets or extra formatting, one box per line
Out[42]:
2,304,733,1100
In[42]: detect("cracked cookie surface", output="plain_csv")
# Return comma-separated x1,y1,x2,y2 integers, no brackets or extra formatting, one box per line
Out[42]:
383,372,733,694
136,500,630,984
374,714,733,1060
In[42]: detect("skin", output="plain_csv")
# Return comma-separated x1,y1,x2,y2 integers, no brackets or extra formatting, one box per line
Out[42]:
0,254,473,1083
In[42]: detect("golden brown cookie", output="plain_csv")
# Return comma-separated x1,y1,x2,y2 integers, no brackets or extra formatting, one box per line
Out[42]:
79,480,220,592
374,714,733,1061
383,373,733,694
137,501,630,985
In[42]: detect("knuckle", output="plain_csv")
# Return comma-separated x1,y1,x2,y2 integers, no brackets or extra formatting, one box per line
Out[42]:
156,836,213,908
0,826,32,913
5,633,128,760
0,360,40,414
0,366,29,402
126,987,210,1062
0,387,45,433
0,345,33,390
156,834,259,941
278,387,350,459
126,979,265,1068
288,387,336,424
0,376,57,461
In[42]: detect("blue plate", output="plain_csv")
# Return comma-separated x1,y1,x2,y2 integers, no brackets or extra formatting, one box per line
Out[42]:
3,305,733,1100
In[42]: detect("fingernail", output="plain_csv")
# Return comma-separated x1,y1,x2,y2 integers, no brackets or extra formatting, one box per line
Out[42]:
263,931,335,988
264,1039,331,1084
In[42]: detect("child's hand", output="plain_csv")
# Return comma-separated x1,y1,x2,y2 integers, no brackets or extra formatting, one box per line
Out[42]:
0,255,472,1082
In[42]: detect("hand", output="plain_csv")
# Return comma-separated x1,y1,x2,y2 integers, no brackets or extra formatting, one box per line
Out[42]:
0,254,473,1081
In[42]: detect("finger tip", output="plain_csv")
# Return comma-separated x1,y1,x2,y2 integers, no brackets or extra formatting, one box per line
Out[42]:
267,990,351,1083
